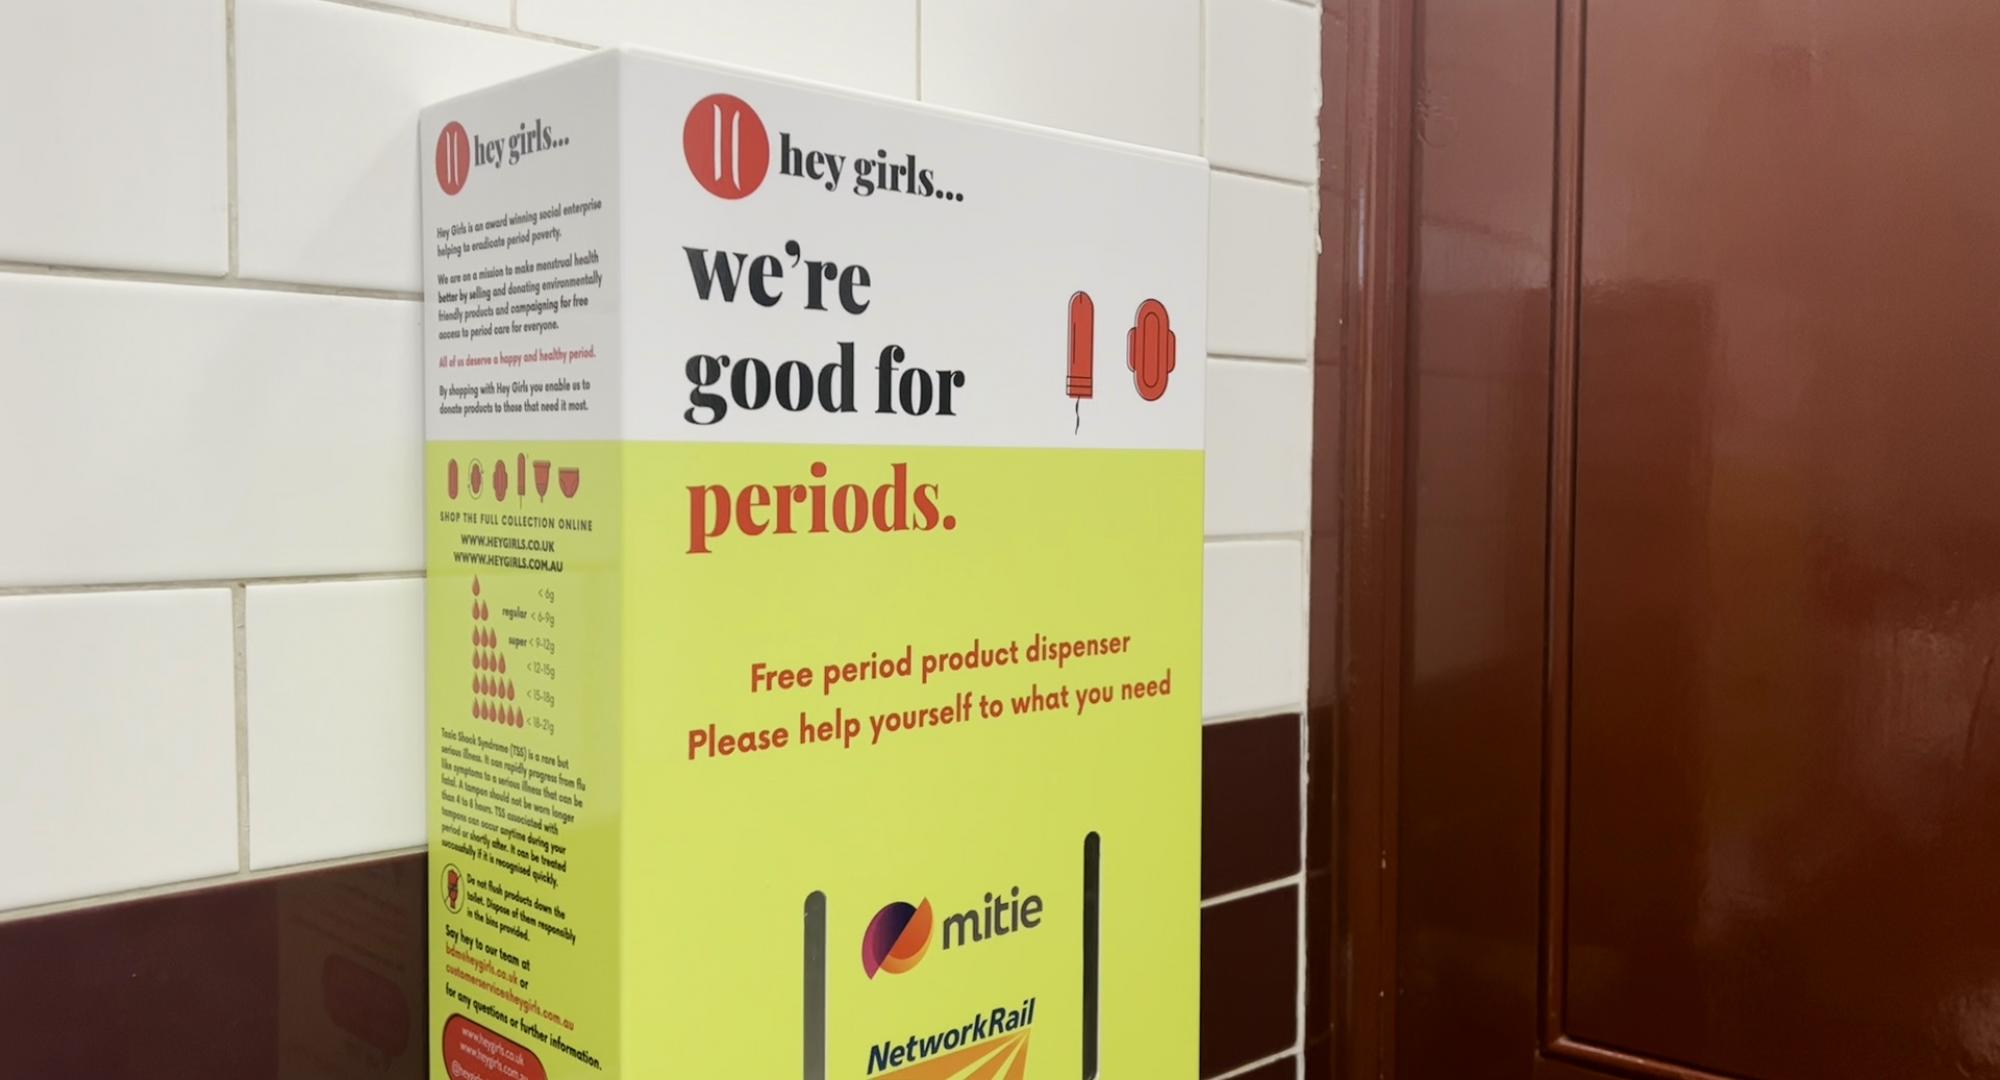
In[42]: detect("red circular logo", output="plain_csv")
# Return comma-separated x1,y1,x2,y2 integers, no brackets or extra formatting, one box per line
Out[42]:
435,121,471,196
683,94,769,199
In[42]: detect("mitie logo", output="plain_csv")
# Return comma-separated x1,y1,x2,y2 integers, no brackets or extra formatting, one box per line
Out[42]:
861,899,933,979
433,117,571,196
860,887,1044,980
683,93,770,199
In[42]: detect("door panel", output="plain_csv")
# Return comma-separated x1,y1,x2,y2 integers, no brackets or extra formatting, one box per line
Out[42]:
1564,1,2000,1075
1399,0,2000,1077
1396,0,1553,1076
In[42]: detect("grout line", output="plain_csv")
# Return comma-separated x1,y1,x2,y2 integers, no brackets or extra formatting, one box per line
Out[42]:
1210,162,1317,188
1291,0,1322,1028
1203,705,1307,726
225,0,239,277
511,0,519,31
1210,351,1313,366
913,0,923,99
321,0,591,48
0,846,426,926
232,585,252,871
0,262,420,300
1201,873,1301,908
1204,531,1307,544
1213,1048,1301,1080
0,570,424,599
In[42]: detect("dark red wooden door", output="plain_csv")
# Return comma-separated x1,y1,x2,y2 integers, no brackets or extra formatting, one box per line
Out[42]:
1390,1,2000,1077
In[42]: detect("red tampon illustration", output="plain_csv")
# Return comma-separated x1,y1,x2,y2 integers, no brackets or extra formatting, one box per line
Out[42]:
1128,298,1176,402
1068,291,1094,432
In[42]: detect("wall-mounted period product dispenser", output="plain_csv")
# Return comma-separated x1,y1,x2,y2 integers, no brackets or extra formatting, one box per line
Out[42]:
421,48,1205,1079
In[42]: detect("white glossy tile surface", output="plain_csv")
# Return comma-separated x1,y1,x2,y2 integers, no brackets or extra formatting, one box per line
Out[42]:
1210,172,1317,360
0,275,422,585
921,0,1201,153
245,579,426,869
0,590,238,911
517,0,916,96
1203,540,1306,718
375,0,512,26
1206,0,1321,182
0,0,227,273
236,0,576,290
1206,359,1313,535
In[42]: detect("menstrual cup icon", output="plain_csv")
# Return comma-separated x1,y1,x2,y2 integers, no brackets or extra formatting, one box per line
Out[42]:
558,467,581,499
1128,299,1176,402
533,461,551,502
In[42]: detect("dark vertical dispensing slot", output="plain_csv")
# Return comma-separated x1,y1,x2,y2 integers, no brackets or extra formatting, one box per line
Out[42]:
804,891,827,1080
1083,831,1101,1079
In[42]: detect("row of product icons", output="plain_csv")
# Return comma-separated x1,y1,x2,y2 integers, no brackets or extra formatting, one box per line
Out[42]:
445,456,581,502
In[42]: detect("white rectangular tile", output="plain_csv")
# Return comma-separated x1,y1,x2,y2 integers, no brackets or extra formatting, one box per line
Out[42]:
236,0,577,291
921,0,1201,153
0,275,421,585
0,590,237,911
0,0,227,273
1210,172,1317,360
1203,540,1306,718
1206,0,1321,182
371,0,512,25
1206,359,1313,535
517,0,915,97
245,579,425,869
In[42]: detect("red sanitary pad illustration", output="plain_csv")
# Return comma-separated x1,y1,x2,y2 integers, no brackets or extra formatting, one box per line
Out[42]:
1128,299,1175,402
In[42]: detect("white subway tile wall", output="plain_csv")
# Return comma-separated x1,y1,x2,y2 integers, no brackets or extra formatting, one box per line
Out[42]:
1210,172,1319,360
374,0,512,26
0,590,238,910
1206,0,1322,183
1203,540,1309,719
920,0,1203,153
1206,359,1314,536
245,578,427,870
3,6,1318,1069
0,277,422,586
0,0,229,274
235,0,573,291
516,0,917,96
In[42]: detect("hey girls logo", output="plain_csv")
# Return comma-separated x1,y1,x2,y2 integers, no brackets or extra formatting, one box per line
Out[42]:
682,93,967,203
433,117,570,195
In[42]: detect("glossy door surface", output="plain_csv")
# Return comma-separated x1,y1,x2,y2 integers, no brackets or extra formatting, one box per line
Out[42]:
1397,1,2000,1077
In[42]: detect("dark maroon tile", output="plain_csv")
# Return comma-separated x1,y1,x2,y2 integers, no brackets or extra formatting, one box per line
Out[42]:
1304,866,1333,1044
1202,714,1302,898
1306,1032,1333,1080
0,853,426,1080
1200,885,1299,1077
1305,704,1333,873
1230,1053,1301,1080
